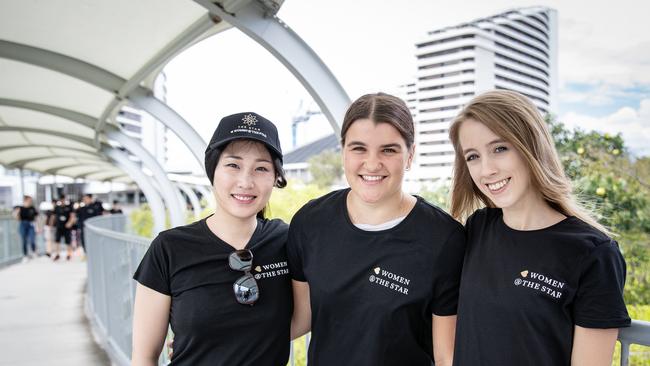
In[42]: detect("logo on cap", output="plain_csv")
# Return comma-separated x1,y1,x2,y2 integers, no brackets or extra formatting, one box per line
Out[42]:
242,114,258,127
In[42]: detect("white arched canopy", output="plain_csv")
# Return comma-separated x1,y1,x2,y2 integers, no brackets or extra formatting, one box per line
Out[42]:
0,0,350,229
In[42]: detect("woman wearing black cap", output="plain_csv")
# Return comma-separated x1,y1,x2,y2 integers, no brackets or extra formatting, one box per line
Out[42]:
131,112,293,366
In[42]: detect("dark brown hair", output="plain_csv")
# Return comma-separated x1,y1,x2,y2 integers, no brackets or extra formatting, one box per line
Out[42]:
341,93,414,148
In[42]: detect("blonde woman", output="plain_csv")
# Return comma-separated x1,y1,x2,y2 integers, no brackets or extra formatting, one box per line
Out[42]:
449,90,630,366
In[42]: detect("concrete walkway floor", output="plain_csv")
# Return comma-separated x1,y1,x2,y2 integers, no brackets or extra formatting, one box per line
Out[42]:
0,255,111,366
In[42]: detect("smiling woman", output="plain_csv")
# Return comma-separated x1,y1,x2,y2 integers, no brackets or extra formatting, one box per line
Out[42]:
131,112,293,366
448,90,631,366
287,93,466,366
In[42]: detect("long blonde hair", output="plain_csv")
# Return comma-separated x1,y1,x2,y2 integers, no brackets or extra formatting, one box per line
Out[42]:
448,90,610,235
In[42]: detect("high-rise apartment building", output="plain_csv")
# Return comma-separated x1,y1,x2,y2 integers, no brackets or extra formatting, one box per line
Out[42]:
410,7,557,183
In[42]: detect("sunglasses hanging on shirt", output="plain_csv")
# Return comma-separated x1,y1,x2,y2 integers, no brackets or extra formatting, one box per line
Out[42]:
228,249,259,305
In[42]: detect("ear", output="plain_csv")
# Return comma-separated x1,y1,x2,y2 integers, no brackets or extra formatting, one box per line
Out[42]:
406,144,416,170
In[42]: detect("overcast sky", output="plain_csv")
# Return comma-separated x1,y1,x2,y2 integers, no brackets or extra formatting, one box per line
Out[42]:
163,0,650,173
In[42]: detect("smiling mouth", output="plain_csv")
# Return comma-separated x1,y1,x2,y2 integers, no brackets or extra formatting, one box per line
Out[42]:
231,194,256,203
360,175,386,183
486,178,511,192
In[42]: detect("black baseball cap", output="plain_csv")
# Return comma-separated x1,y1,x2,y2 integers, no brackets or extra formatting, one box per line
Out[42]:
205,112,283,183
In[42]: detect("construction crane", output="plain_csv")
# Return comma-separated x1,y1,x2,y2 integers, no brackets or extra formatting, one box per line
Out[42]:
291,102,321,148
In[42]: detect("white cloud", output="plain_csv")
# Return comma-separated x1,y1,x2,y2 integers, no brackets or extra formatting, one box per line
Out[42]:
560,99,650,156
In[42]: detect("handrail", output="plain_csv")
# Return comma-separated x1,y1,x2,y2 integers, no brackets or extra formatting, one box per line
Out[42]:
83,215,647,366
618,319,650,366
0,214,22,268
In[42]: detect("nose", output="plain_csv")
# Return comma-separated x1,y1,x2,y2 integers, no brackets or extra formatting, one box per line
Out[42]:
480,155,498,178
364,151,383,172
237,169,255,189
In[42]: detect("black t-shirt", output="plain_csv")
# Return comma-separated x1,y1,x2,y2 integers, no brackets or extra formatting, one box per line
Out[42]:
453,208,630,366
133,216,292,366
77,202,103,224
54,203,73,229
287,189,466,365
19,206,38,221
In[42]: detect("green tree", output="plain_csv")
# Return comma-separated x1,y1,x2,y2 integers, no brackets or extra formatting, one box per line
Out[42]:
548,117,650,305
268,180,327,222
308,149,343,189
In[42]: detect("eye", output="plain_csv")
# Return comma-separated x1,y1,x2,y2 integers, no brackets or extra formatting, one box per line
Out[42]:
225,163,239,169
256,166,270,172
494,146,508,153
382,148,397,154
465,153,479,162
350,146,366,152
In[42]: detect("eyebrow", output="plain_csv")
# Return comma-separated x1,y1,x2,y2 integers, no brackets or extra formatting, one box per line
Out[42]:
462,139,507,155
223,155,272,163
346,141,403,149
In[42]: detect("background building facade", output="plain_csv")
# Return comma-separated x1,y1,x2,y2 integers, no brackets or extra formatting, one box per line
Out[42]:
409,6,558,183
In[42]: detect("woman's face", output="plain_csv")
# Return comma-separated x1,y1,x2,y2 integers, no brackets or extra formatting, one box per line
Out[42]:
212,140,276,220
343,118,413,205
458,118,536,212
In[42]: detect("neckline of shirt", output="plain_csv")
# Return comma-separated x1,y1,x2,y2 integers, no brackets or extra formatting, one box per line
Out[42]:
341,188,421,234
495,208,576,234
200,214,263,251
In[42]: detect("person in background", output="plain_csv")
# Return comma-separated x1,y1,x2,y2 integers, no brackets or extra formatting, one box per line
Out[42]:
76,193,104,254
52,195,76,261
110,200,123,214
43,200,57,257
14,195,38,260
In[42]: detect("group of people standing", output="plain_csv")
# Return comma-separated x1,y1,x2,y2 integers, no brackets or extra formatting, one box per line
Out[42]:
14,194,121,261
131,90,630,366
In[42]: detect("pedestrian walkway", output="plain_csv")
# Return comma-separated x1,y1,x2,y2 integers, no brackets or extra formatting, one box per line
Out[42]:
0,256,111,366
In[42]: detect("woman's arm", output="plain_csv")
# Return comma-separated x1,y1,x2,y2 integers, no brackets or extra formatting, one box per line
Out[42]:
432,315,457,366
290,280,311,340
132,283,171,366
571,325,619,366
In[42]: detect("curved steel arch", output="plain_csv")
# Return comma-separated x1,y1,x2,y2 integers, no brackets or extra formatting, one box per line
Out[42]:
0,126,107,147
0,125,185,227
8,155,109,170
0,40,207,165
0,144,104,157
194,0,350,133
0,98,97,130
104,147,166,236
176,181,201,219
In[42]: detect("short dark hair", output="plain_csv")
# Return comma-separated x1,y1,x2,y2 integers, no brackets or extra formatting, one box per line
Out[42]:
341,93,414,148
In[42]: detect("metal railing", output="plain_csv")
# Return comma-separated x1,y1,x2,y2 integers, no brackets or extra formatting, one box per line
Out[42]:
84,214,155,366
84,214,309,366
0,214,23,268
83,214,648,366
619,320,650,365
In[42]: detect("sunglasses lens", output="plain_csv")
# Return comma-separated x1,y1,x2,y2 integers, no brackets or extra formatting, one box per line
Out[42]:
229,249,253,271
233,274,259,305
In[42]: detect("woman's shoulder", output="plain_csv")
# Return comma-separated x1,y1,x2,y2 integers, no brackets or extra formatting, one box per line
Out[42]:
293,189,347,221
415,196,464,231
152,219,209,247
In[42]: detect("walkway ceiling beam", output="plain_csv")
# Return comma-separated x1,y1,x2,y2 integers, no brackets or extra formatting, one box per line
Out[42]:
0,40,207,164
194,0,351,134
0,98,97,130
0,126,107,148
